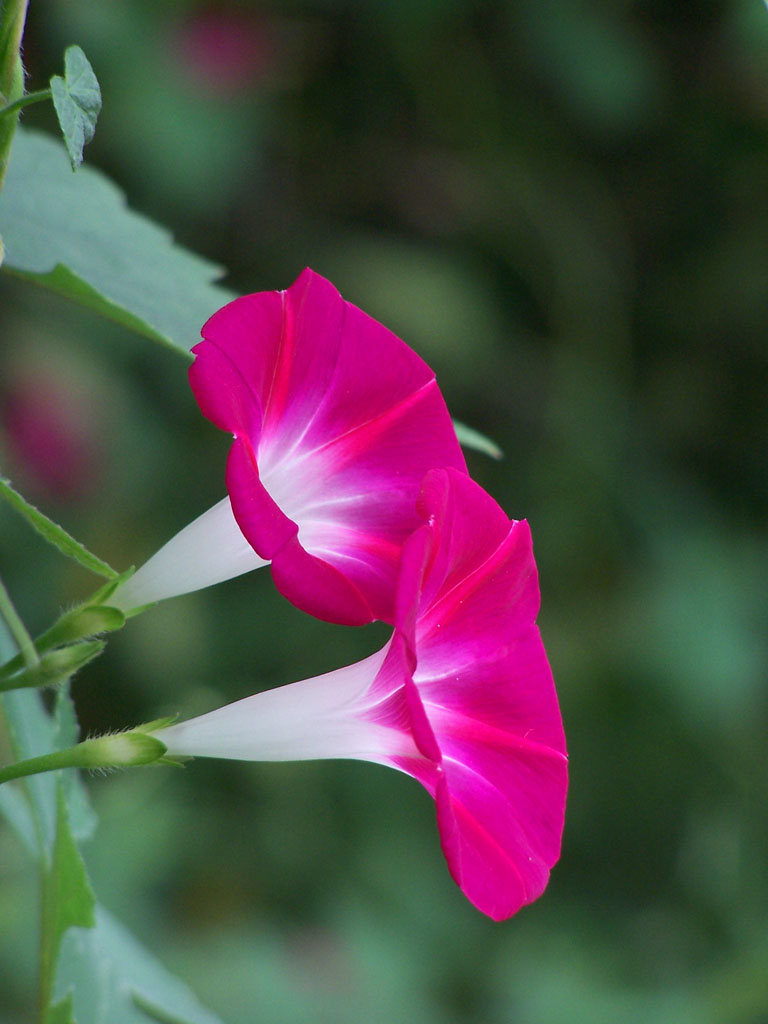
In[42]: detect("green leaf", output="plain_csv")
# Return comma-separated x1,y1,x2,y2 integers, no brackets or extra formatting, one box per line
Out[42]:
0,475,119,579
0,621,96,859
51,905,223,1024
1,685,60,856
0,777,37,854
453,419,504,460
52,688,98,845
0,688,97,856
0,624,221,1024
50,46,101,170
40,789,97,1018
46,996,77,1024
0,128,235,354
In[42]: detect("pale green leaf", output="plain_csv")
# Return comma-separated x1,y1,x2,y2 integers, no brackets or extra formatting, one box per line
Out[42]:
0,618,48,873
52,905,223,1024
0,687,60,857
0,622,96,858
40,790,96,1020
50,46,101,170
46,996,76,1024
0,475,119,579
0,778,36,854
453,419,504,460
0,687,97,855
0,129,235,354
53,690,98,845
1,617,220,1024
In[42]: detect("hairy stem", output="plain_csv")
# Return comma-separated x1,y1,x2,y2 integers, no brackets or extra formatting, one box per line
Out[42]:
0,85,50,118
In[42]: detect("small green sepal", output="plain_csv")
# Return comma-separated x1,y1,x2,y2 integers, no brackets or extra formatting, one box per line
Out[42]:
87,568,155,619
87,568,134,606
82,731,167,769
0,639,104,691
139,715,179,733
157,754,190,768
38,604,126,650
137,716,190,766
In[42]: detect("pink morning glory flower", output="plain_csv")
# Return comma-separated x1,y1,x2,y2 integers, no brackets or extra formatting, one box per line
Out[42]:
114,269,466,625
154,469,567,920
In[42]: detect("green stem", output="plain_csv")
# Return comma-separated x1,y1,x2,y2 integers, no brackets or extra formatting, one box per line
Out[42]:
0,86,50,118
0,744,92,785
0,0,29,192
0,0,28,96
38,842,57,1021
0,730,169,785
0,572,39,669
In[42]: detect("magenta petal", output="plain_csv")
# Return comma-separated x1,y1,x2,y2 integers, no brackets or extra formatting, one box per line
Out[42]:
363,632,441,761
189,336,262,440
387,468,567,919
434,731,567,920
225,438,297,558
428,629,567,919
271,534,374,626
190,268,466,625
196,285,287,428
139,251,569,921
413,466,519,620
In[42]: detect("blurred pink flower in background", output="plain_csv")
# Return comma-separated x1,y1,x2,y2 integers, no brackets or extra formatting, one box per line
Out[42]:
0,362,103,501
115,269,466,625
175,5,274,96
155,469,567,920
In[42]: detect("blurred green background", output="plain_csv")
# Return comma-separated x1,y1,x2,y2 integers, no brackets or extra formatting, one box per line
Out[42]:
2,1,768,1021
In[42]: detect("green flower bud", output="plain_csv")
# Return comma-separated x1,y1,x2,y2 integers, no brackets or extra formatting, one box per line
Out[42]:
0,728,169,786
0,640,104,692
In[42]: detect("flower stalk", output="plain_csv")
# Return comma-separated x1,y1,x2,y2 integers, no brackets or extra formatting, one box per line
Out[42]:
0,570,38,669
0,728,169,786
0,85,50,118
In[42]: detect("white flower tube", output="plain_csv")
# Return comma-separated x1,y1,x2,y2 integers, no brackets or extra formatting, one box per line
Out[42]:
112,497,268,612
154,645,423,765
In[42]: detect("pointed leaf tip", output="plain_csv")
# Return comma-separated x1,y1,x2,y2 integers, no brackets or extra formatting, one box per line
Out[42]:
452,420,503,460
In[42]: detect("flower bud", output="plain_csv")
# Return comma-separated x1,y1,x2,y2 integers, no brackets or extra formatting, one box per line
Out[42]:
0,639,104,692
